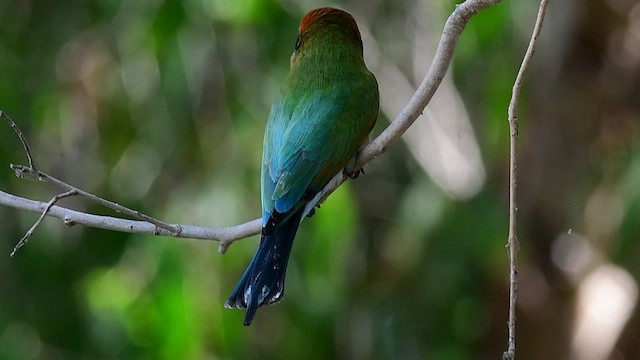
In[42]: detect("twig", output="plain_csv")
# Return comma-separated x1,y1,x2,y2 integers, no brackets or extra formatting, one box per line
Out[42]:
1,111,38,176
502,1,549,359
0,0,502,249
2,112,181,237
2,110,181,238
0,189,261,246
10,190,78,257
10,165,182,236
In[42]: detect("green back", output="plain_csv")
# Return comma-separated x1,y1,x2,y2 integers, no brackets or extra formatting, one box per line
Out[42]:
261,21,379,221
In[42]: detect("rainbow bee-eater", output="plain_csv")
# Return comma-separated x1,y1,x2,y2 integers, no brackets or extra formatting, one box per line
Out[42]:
225,7,379,325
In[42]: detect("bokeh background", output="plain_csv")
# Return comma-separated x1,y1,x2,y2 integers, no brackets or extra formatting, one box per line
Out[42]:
1,0,639,359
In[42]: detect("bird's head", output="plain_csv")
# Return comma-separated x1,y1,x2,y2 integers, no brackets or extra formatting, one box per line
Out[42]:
290,7,364,65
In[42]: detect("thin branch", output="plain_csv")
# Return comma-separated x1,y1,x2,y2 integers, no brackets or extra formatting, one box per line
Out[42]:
2,112,181,236
10,190,78,257
0,189,261,245
1,111,38,175
10,165,182,236
0,0,501,251
502,0,549,359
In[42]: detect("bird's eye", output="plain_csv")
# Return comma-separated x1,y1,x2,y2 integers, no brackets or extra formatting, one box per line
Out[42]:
294,35,302,51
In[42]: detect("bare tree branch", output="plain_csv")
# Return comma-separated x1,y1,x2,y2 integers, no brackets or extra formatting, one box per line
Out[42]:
502,0,549,359
1,111,39,177
0,189,261,247
10,164,182,236
1,111,181,236
0,0,501,252
10,190,78,257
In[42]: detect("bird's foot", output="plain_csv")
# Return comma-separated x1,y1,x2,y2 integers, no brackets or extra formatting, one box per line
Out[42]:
345,167,365,179
305,204,321,218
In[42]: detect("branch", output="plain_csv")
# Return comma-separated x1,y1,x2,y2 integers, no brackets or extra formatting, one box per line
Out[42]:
10,190,78,257
11,164,182,236
1,111,38,176
502,0,549,359
0,189,261,247
2,111,182,236
0,0,501,254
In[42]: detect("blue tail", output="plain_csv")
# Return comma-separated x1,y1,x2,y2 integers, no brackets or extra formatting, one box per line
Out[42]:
225,209,303,325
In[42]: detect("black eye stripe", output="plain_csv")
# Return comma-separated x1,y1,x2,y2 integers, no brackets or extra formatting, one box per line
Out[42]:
294,35,302,50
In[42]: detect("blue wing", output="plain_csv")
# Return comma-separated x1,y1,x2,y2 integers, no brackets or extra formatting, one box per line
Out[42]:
261,87,350,224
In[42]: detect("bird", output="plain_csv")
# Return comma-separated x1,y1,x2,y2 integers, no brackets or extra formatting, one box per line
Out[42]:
225,7,379,326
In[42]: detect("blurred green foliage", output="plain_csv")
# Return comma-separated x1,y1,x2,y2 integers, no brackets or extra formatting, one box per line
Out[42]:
1,0,639,359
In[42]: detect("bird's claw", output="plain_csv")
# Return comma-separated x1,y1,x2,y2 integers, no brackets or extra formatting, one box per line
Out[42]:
306,204,321,218
345,167,365,179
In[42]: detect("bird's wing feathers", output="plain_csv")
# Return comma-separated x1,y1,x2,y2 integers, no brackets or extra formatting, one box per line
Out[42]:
262,85,367,217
